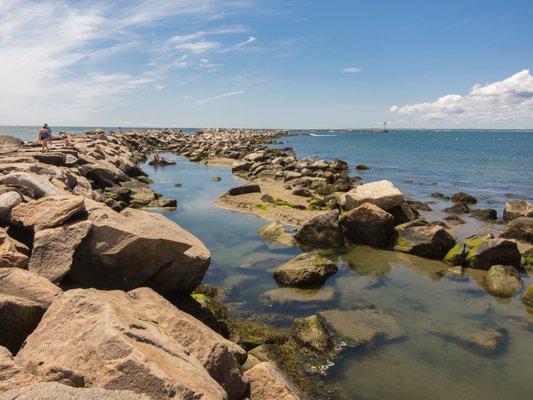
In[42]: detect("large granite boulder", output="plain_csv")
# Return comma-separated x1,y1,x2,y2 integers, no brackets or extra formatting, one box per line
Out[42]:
10,196,85,231
294,210,343,249
28,221,93,283
127,288,247,400
393,220,455,259
484,265,522,298
0,346,37,392
0,134,24,149
444,234,521,269
339,203,394,247
339,180,403,211
15,289,228,400
0,382,151,400
243,362,303,400
0,227,29,268
273,252,338,288
0,268,62,353
0,172,64,198
68,203,210,295
0,191,22,222
503,200,533,221
500,217,533,243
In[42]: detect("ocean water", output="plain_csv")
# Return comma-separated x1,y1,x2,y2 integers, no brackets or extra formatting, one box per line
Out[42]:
2,126,533,399
280,130,533,214
142,153,533,400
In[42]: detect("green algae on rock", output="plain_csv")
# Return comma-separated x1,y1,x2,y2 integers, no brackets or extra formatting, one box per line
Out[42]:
291,315,334,354
273,252,338,288
484,265,522,298
258,221,298,247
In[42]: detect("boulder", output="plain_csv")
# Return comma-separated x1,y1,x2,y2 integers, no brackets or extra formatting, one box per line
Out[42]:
503,200,533,221
500,217,533,243
339,180,404,211
0,134,24,149
243,362,303,400
10,195,85,231
317,309,405,348
227,184,261,196
294,210,343,249
521,285,533,306
0,346,37,392
450,192,477,204
471,208,497,221
0,191,22,222
0,268,62,353
34,153,67,166
0,172,63,198
15,289,227,400
28,221,93,284
0,227,29,268
0,382,151,400
387,203,419,225
231,162,252,173
339,203,394,247
273,252,338,288
127,288,247,400
68,204,210,295
257,221,297,247
444,234,521,269
431,192,450,200
260,287,336,308
444,202,470,214
427,324,506,353
291,315,333,353
484,265,522,298
393,221,455,259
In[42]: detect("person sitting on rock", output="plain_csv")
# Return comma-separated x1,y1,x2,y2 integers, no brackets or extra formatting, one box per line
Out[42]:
59,132,72,147
38,123,52,152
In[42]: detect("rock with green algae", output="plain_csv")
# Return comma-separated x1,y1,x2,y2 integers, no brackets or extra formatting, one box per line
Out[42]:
393,219,455,259
521,285,533,307
443,233,521,269
260,287,337,308
273,252,338,288
484,265,522,298
317,308,405,349
291,315,334,354
521,247,533,271
257,221,297,247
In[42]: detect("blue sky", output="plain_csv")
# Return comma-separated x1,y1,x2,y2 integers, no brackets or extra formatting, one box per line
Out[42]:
1,0,532,128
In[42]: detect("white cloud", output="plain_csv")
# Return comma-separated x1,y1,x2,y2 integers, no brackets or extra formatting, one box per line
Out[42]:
174,40,222,54
0,0,253,123
390,70,533,125
219,36,257,53
341,67,362,74
155,84,166,91
196,90,245,104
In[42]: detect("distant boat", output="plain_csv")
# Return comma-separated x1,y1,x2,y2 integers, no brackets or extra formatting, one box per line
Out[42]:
382,122,389,133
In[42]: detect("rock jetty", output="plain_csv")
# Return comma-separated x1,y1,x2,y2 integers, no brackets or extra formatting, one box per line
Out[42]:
0,130,305,400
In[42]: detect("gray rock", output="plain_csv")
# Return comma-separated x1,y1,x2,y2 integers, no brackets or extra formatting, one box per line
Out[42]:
227,184,261,196
503,200,533,221
291,315,333,353
0,191,21,222
273,252,338,287
339,203,394,247
294,210,343,249
339,180,404,211
484,265,522,298
0,172,64,198
501,217,533,243
394,222,455,259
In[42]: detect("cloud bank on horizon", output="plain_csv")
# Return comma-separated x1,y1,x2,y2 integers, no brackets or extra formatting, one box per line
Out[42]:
390,70,533,126
0,0,531,128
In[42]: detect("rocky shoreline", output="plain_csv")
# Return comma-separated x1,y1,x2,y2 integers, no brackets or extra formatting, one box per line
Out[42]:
0,128,532,400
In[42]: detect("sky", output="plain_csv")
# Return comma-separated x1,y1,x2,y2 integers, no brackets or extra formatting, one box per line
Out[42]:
0,0,532,129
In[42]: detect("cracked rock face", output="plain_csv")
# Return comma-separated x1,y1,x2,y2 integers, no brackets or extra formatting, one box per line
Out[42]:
15,288,228,400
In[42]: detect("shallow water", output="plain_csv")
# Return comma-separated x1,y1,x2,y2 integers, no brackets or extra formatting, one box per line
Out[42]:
144,154,533,400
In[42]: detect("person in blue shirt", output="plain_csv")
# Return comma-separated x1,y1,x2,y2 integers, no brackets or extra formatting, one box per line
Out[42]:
38,123,52,152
